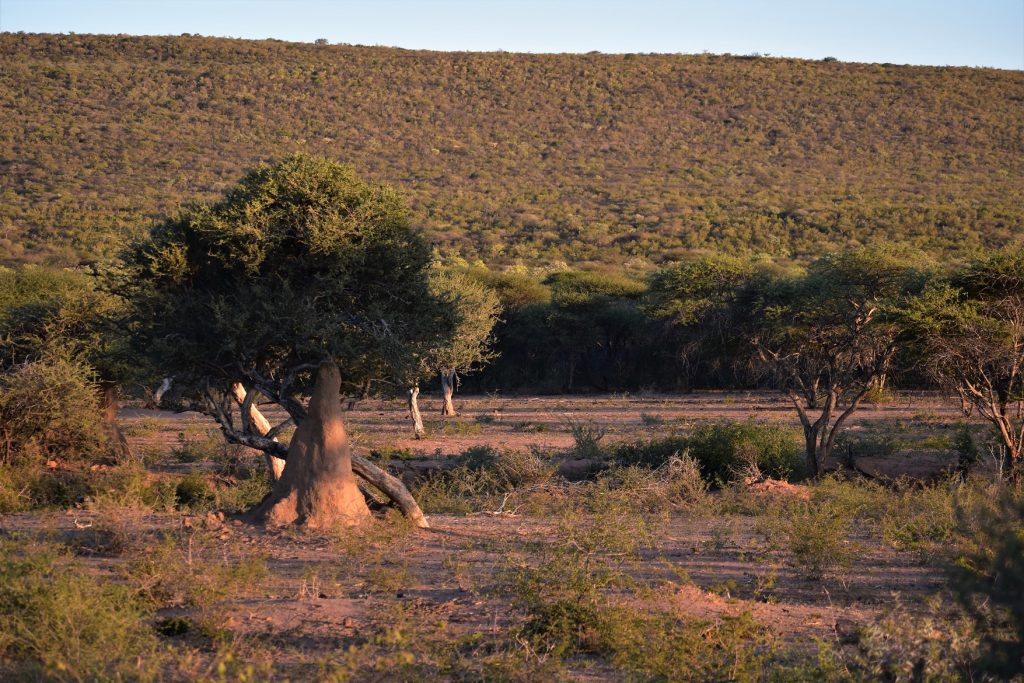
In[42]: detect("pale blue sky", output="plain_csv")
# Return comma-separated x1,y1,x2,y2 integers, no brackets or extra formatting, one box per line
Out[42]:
2,0,1021,69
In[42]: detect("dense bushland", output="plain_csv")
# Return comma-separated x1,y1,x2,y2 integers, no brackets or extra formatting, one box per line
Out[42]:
1,33,1021,268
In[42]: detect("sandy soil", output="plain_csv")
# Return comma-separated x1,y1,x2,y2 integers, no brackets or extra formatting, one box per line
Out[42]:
0,391,972,677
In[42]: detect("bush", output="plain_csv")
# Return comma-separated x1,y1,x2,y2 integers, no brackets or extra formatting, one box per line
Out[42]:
0,538,161,681
412,446,553,513
952,487,1024,677
175,470,216,510
761,499,853,578
0,356,109,466
567,419,607,459
614,421,803,486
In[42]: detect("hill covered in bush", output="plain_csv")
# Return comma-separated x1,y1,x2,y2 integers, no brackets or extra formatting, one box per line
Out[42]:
1,33,1022,267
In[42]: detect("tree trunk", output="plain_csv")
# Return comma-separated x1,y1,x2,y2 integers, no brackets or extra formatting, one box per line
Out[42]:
440,369,457,416
152,377,172,407
247,362,370,528
230,382,285,481
408,386,426,438
100,383,132,462
803,429,820,478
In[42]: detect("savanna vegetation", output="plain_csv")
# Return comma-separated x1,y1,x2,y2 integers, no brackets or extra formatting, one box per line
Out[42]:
0,33,1022,268
1,32,1023,680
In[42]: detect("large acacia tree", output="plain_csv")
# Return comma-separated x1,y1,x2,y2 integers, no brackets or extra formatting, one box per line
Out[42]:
119,155,446,526
735,247,931,477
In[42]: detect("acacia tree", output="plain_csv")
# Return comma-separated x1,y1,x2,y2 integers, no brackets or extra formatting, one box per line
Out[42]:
401,268,499,436
119,155,445,527
736,248,929,477
900,249,1024,483
429,268,500,417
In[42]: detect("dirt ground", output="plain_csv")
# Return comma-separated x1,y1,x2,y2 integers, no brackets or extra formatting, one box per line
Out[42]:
2,391,977,678
122,390,967,477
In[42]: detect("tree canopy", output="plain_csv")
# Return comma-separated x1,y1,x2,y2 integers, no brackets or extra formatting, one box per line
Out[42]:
120,154,452,418
900,248,1024,481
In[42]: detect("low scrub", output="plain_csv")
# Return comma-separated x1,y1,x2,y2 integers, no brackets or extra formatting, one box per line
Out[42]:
0,537,162,681
508,506,772,679
0,355,110,467
759,498,853,578
412,446,553,513
614,420,803,485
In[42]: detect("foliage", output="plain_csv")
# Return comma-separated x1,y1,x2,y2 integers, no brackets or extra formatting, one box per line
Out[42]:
899,247,1024,481
121,154,444,398
952,487,1024,677
2,35,1022,269
645,255,760,388
0,354,109,466
613,421,803,485
0,538,162,681
736,246,933,474
423,266,501,375
760,498,853,578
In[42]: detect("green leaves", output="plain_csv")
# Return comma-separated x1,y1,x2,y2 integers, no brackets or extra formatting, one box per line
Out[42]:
120,154,447,400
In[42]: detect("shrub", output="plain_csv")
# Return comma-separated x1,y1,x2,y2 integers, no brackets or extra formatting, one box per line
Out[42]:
952,487,1024,677
175,470,216,510
509,506,769,678
853,602,979,681
125,530,269,636
412,446,553,513
0,356,109,466
881,484,957,551
0,459,178,513
761,499,852,578
567,419,607,459
614,421,803,485
0,538,161,681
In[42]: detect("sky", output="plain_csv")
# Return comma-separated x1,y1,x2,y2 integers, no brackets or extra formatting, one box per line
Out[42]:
1,0,1022,70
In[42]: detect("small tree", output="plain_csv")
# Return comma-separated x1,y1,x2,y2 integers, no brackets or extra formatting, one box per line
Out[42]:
900,248,1024,483
736,247,930,477
119,154,443,526
427,268,500,417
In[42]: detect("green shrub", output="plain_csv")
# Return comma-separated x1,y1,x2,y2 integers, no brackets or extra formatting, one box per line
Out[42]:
853,602,979,682
881,484,956,551
175,470,216,510
612,435,690,469
614,421,803,485
0,538,161,681
0,355,109,466
215,473,272,513
567,419,607,459
0,460,178,513
761,499,852,578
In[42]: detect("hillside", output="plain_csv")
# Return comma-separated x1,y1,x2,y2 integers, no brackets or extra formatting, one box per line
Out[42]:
1,33,1022,268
